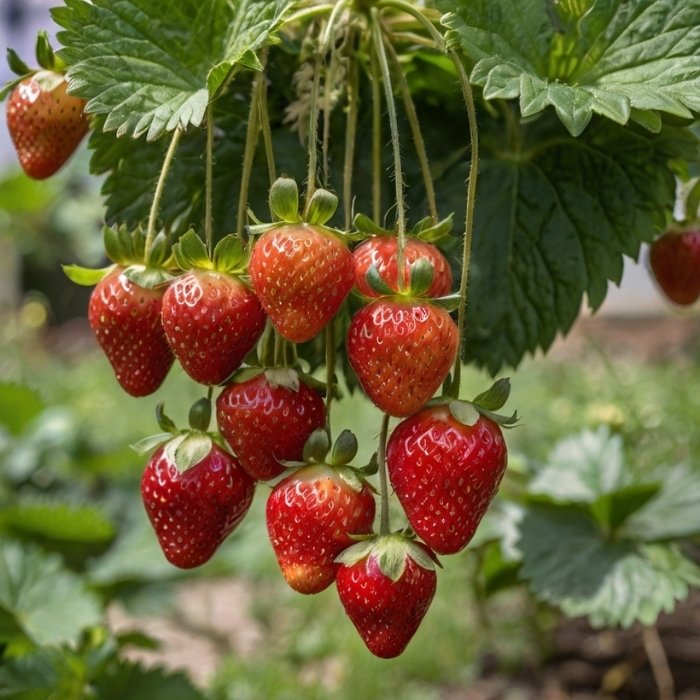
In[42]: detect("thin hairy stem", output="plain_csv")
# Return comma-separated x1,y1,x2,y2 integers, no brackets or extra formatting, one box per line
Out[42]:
237,71,264,236
258,50,277,186
146,127,183,254
325,323,336,432
377,412,392,535
370,50,383,223
643,626,676,700
377,0,446,50
451,51,479,395
306,52,323,205
281,4,334,29
343,51,360,231
204,107,215,255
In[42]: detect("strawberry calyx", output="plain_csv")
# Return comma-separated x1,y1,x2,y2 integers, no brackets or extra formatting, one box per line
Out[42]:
438,378,520,428
1,31,66,100
335,533,440,582
130,400,230,473
353,211,454,245
172,230,250,277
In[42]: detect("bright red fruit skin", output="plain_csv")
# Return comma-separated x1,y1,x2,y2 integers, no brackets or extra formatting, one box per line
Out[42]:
353,237,452,297
161,270,266,385
266,464,376,594
88,268,174,397
216,373,326,481
141,444,255,569
248,224,355,342
347,299,458,417
6,74,88,180
336,546,437,659
387,407,507,555
649,230,700,306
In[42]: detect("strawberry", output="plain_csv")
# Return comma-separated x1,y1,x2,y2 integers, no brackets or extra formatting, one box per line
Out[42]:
386,406,507,555
266,458,376,594
141,441,255,569
216,369,326,481
88,267,174,397
248,224,355,343
353,236,452,298
346,299,458,417
161,269,266,386
649,230,700,306
6,71,88,180
336,535,438,658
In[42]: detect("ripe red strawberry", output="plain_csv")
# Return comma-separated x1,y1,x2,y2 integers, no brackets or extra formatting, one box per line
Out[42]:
161,270,266,386
386,406,507,555
141,442,255,569
266,463,376,594
216,370,326,481
649,230,700,306
347,299,458,417
88,267,174,397
353,236,452,297
6,71,88,180
336,536,438,658
248,224,355,343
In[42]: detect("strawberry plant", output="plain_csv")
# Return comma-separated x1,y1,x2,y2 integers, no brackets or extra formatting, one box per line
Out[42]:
2,0,699,679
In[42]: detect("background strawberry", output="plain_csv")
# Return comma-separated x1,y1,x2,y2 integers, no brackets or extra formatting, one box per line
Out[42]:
88,267,174,397
353,236,453,298
249,224,355,343
141,442,255,569
216,370,326,481
649,230,700,306
266,462,376,594
387,406,508,554
336,535,438,659
6,71,88,180
347,299,458,417
161,269,266,386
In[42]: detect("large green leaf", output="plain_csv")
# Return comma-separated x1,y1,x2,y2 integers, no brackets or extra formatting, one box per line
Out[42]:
518,506,700,628
0,542,102,646
442,0,700,136
53,0,295,140
92,661,207,700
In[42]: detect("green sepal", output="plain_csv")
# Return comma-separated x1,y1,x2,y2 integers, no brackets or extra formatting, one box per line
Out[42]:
6,48,32,77
269,176,300,223
213,235,247,273
35,31,63,72
165,432,213,473
305,188,338,226
246,222,278,237
173,230,210,271
472,378,511,412
365,264,395,296
122,264,173,289
130,226,146,262
448,400,480,427
335,464,366,493
408,258,435,297
103,226,124,264
0,76,25,101
410,213,454,243
335,538,377,566
431,293,461,312
683,179,700,224
302,428,331,464
188,398,212,432
264,368,300,391
330,429,358,466
146,232,171,268
353,213,389,236
62,264,115,287
356,452,379,477
129,432,173,455
231,367,265,384
155,403,178,434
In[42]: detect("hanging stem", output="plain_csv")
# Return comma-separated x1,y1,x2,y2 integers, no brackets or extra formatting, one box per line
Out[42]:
343,52,360,231
237,71,264,236
370,50,383,223
145,127,183,255
451,51,480,395
258,50,277,187
371,10,407,289
383,33,438,223
281,4,334,28
305,52,323,206
377,412,392,535
204,106,215,255
321,38,338,187
643,626,676,700
324,323,336,432
377,0,446,51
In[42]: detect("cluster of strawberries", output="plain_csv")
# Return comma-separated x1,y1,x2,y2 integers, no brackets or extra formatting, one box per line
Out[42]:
84,177,512,659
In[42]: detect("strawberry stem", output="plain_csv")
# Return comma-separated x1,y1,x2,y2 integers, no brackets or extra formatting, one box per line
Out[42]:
204,105,214,256
451,51,480,396
377,412,392,535
257,49,277,187
343,45,360,231
372,11,406,290
325,322,336,432
305,49,323,207
370,50,383,223
145,127,183,256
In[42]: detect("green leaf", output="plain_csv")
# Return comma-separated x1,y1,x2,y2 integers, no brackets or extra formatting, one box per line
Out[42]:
53,0,294,141
0,384,44,436
0,501,115,544
590,482,661,533
529,426,627,502
443,0,700,136
62,263,114,286
518,506,700,628
0,541,102,645
482,541,522,596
